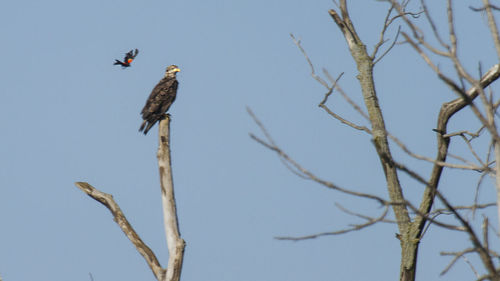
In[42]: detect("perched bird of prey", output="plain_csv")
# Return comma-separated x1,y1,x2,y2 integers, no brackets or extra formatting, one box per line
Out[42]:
139,65,181,135
114,49,139,68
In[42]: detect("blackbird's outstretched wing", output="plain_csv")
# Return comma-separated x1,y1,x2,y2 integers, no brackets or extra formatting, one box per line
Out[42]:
124,50,133,61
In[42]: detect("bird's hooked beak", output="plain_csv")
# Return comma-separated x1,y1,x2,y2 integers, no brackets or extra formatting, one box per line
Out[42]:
174,68,181,73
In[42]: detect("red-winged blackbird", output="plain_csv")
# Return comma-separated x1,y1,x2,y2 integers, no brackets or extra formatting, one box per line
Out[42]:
114,49,139,68
139,65,181,135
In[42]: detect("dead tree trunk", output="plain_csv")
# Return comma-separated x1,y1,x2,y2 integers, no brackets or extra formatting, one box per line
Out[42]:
157,115,186,281
75,115,185,281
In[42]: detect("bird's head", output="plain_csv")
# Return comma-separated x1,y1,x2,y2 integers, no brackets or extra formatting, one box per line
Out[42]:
165,65,181,77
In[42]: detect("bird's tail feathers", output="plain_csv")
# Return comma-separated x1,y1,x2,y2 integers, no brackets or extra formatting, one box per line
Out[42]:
143,122,155,135
139,120,148,134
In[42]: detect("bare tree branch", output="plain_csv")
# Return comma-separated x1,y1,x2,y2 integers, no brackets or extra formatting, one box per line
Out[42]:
75,182,166,280
483,0,500,59
373,26,401,65
247,107,388,205
440,248,477,276
290,33,329,89
275,206,391,240
470,4,500,12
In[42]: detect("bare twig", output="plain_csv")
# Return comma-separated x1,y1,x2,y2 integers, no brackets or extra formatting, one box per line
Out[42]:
483,0,500,59
470,4,500,11
319,104,372,133
389,132,486,171
247,107,388,205
420,0,449,49
335,203,395,224
459,134,486,167
290,33,329,88
430,203,497,217
371,4,411,64
275,206,390,240
483,216,489,254
473,173,489,217
440,248,476,276
442,129,482,138
318,72,344,105
373,26,401,65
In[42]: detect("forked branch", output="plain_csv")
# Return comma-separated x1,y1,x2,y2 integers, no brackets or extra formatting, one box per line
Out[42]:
75,115,186,281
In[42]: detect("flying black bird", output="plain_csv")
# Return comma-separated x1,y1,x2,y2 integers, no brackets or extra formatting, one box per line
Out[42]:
114,49,139,68
139,65,181,135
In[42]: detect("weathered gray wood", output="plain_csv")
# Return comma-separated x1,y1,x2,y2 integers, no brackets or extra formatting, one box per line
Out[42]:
74,182,166,280
157,115,186,281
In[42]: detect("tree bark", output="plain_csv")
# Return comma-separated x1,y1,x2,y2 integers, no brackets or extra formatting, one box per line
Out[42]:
74,182,166,280
157,115,186,281
329,2,413,280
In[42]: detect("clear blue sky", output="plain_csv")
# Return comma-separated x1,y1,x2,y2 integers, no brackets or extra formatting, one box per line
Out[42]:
1,1,498,280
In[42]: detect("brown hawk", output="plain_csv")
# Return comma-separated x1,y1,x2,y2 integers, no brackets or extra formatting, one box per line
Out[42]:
139,65,181,135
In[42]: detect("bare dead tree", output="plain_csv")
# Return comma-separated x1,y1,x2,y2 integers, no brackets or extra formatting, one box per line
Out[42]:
75,115,185,281
250,1,500,281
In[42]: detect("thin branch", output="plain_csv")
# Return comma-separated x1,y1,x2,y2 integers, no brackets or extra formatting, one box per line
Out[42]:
446,0,457,55
442,129,482,138
464,256,481,279
448,154,488,172
247,107,388,205
290,33,329,88
483,0,500,59
483,216,489,255
319,103,372,133
440,248,476,276
275,206,390,240
473,173,489,217
374,26,401,65
470,4,500,11
420,212,439,238
421,0,449,49
391,0,450,57
430,203,497,216
400,199,465,231
433,183,498,276
324,71,370,120
371,5,396,59
389,132,486,171
371,5,416,64
318,72,344,105
335,202,396,223
459,134,486,167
